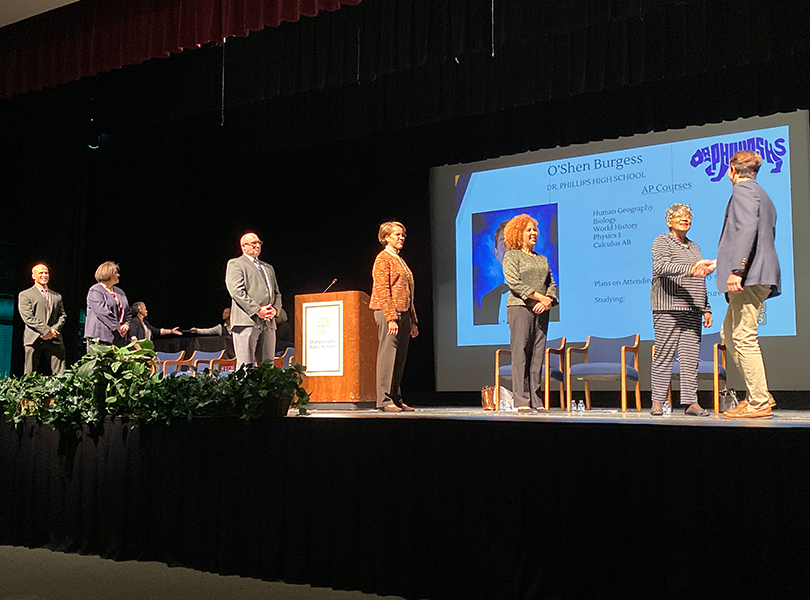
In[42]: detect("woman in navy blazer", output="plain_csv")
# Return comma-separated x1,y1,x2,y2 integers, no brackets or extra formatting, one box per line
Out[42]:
84,261,131,347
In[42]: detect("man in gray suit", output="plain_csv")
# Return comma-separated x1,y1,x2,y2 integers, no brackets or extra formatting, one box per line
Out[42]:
225,232,282,368
714,150,781,419
18,263,67,375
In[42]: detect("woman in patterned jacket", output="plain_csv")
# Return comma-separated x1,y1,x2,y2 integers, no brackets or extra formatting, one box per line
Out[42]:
369,221,418,412
650,203,714,416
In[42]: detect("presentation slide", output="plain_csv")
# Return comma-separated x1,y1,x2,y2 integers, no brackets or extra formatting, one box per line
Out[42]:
455,125,795,346
431,111,810,392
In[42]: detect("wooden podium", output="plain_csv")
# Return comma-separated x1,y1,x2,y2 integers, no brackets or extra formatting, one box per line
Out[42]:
294,291,378,405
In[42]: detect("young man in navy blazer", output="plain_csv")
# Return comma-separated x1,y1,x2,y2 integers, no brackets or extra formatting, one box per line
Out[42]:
713,150,781,419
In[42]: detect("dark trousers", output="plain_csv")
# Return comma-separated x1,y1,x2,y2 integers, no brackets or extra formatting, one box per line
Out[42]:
507,306,549,409
374,310,411,408
651,311,702,405
24,338,66,375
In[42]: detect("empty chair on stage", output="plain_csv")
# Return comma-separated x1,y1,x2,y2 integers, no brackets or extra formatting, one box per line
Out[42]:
566,334,640,413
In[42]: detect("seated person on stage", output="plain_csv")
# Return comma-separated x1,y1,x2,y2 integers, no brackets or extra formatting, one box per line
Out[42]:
274,307,294,356
128,302,182,342
190,307,232,336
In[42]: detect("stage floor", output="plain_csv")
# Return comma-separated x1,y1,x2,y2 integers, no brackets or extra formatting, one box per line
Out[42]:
301,405,810,428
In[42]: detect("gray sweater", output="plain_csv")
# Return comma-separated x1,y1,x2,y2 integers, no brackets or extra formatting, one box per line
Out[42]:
502,250,558,308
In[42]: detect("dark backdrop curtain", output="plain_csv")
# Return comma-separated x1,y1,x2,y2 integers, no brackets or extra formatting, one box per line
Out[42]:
6,0,810,138
0,0,362,99
80,0,810,137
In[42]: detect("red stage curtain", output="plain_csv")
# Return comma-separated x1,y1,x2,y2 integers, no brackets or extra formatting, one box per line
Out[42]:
0,0,361,99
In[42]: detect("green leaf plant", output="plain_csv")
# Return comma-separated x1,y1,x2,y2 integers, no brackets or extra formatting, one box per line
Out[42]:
0,340,310,434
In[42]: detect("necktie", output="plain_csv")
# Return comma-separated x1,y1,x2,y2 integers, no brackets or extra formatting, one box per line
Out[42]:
254,259,271,291
40,287,50,307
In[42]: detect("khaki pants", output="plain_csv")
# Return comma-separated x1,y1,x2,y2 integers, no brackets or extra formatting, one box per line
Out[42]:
721,284,772,409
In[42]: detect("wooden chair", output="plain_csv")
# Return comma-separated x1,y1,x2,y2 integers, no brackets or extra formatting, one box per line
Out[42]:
566,335,640,412
494,337,566,410
154,351,185,376
211,357,237,376
651,332,727,413
273,347,295,369
191,350,226,375
163,350,228,376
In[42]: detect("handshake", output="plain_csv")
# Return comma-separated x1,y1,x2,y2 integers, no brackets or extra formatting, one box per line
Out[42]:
690,259,717,278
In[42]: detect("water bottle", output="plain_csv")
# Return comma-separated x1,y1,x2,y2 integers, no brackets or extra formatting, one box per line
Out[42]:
570,400,579,413
500,393,513,412
577,400,585,412
663,400,672,415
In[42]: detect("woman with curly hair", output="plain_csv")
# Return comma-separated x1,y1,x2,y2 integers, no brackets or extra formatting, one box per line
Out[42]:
369,221,418,412
502,214,558,411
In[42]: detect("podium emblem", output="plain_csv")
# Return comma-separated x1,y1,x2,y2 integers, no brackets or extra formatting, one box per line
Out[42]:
302,300,344,376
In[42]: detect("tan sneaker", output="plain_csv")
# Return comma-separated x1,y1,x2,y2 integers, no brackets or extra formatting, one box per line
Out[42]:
724,404,773,419
722,400,749,417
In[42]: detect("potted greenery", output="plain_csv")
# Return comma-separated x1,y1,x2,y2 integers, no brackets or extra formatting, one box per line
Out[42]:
0,340,311,434
218,360,310,419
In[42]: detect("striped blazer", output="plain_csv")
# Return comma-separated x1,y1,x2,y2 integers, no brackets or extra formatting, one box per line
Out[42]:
369,250,416,323
650,233,711,313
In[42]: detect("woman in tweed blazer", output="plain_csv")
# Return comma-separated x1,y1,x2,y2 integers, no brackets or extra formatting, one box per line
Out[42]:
502,214,558,412
650,203,714,416
369,221,418,412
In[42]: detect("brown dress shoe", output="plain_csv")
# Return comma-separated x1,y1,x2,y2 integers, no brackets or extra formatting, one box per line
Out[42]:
383,405,403,412
724,405,773,419
399,403,415,412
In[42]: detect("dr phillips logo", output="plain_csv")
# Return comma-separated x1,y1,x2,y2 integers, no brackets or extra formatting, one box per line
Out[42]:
690,135,786,182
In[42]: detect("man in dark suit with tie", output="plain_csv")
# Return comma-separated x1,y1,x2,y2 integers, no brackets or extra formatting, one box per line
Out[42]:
714,150,781,419
225,232,282,368
18,263,67,375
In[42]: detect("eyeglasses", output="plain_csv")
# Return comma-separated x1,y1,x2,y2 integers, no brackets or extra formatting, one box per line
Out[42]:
243,240,263,246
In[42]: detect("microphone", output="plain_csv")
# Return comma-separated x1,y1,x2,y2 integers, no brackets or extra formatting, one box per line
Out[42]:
323,278,337,293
